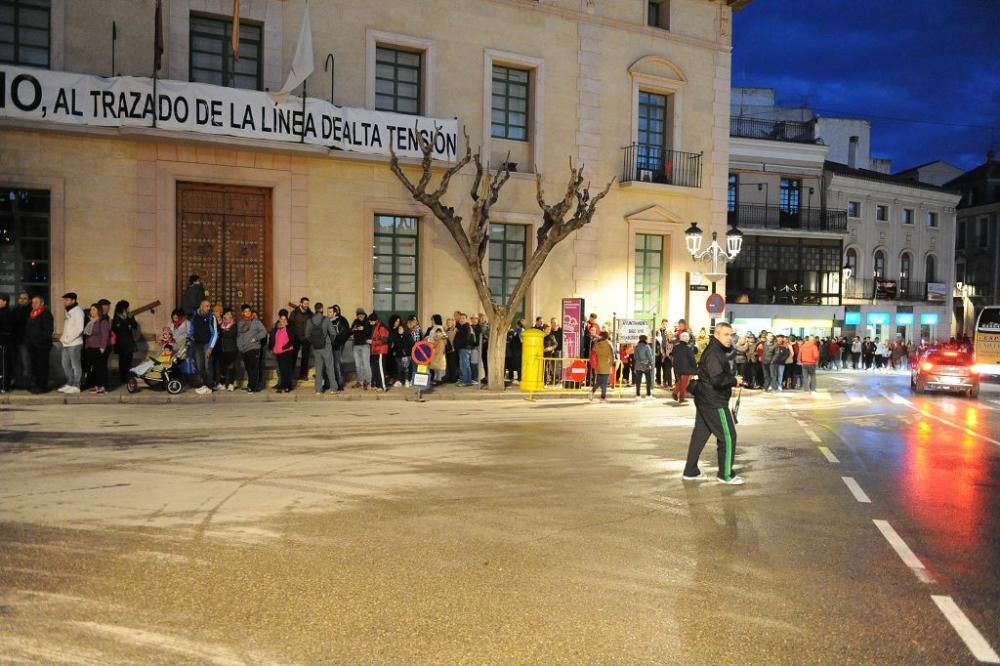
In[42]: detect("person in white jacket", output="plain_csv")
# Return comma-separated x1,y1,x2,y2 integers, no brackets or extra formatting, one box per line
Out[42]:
58,292,85,393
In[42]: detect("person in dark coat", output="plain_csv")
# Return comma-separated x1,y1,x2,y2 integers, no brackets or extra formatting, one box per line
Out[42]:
671,332,698,404
288,297,313,382
182,275,206,317
111,300,138,388
682,322,743,485
23,294,54,393
0,294,13,391
12,290,31,389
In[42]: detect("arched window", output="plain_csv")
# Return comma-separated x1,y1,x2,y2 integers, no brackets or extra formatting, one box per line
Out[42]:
873,249,886,279
925,254,937,283
845,247,858,274
899,252,912,295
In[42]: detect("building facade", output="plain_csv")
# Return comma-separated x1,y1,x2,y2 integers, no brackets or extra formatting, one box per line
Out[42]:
946,151,1000,335
1,0,748,344
724,88,959,343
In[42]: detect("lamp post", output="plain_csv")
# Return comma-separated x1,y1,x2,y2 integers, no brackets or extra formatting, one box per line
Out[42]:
685,222,743,332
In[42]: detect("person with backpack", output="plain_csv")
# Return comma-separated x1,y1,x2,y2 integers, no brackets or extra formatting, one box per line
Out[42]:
633,334,655,400
304,302,337,394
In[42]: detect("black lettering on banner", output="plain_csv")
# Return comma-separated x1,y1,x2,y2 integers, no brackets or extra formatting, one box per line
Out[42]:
101,91,115,118
158,94,172,121
196,98,210,125
406,127,418,151
240,104,255,130
331,115,342,142
304,113,316,139
11,73,42,112
142,93,154,120
445,132,457,158
53,87,71,115
342,119,352,144
128,92,143,119
370,124,382,148
433,130,446,155
210,99,222,127
321,115,332,140
174,96,189,123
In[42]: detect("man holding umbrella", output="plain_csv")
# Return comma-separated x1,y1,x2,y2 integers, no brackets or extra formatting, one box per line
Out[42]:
682,321,744,485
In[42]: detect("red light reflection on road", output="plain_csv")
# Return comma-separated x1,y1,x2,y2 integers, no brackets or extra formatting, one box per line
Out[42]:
901,403,987,552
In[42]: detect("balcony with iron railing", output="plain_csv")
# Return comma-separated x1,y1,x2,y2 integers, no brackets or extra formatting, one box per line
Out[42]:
730,116,818,143
728,203,848,234
843,279,938,302
620,145,703,188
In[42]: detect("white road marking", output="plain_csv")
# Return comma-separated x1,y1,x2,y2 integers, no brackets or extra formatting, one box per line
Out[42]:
794,418,808,428
842,476,871,503
818,446,840,463
811,391,832,400
931,595,1000,664
889,391,913,406
896,400,1000,448
803,427,822,443
873,519,934,584
845,390,872,403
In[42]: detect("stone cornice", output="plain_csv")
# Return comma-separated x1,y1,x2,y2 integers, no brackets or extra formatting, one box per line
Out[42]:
487,0,731,54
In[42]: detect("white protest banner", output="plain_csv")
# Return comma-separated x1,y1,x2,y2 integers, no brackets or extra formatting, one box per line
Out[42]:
616,319,651,344
0,65,458,161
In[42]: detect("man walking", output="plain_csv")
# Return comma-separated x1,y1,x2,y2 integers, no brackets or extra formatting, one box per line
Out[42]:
682,322,744,485
58,292,85,394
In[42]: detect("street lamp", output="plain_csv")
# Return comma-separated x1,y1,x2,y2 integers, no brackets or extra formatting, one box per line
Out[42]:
686,222,743,330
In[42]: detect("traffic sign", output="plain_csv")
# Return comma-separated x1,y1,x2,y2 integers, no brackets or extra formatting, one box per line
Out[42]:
706,293,726,316
567,359,588,381
411,340,434,365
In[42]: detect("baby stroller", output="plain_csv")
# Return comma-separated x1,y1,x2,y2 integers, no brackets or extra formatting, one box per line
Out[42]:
126,335,188,395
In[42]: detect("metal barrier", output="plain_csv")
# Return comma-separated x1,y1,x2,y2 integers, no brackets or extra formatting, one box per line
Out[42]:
522,357,629,400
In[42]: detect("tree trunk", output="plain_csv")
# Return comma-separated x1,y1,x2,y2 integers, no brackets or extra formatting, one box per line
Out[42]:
486,315,512,392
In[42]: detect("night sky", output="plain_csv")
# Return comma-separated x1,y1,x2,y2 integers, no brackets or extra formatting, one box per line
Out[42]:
732,0,1000,173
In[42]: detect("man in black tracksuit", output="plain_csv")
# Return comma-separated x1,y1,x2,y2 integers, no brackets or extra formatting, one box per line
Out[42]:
682,321,744,485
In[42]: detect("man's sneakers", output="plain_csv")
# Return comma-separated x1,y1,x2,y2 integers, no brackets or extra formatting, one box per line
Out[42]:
57,384,71,393
194,385,212,395
63,386,81,394
716,475,746,485
682,472,707,481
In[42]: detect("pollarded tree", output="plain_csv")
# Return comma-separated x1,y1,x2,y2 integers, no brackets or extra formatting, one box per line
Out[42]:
389,127,614,392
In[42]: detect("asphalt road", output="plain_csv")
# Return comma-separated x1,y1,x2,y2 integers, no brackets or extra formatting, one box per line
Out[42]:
1,373,998,664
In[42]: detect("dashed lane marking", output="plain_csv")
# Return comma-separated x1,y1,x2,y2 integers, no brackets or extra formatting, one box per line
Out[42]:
892,395,1000,449
873,519,935,584
845,390,872,403
931,595,1000,664
842,476,872,504
818,446,840,463
803,427,822,443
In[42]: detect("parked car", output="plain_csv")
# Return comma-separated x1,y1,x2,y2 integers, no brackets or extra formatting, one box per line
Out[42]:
911,350,980,398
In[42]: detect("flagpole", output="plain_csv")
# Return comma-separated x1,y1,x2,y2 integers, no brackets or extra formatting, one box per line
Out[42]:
300,80,307,143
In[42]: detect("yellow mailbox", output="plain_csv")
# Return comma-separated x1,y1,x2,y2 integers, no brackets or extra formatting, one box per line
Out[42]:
519,328,545,391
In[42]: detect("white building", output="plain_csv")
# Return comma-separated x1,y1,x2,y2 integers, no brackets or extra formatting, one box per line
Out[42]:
725,88,960,343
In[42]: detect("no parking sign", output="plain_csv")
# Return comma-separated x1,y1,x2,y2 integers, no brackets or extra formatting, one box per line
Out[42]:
411,341,435,389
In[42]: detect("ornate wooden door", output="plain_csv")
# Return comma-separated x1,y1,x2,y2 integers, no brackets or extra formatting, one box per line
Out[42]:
177,183,270,318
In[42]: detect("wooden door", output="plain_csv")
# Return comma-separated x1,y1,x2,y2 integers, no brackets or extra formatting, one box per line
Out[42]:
177,183,271,319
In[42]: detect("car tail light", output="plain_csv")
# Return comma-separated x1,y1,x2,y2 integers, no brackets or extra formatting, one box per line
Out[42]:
921,361,934,371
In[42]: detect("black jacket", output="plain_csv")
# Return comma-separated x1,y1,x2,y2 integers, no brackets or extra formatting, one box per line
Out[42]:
13,304,30,345
111,314,138,354
350,317,372,346
453,322,476,350
671,340,697,376
218,323,239,354
692,337,737,408
0,305,13,347
23,308,54,350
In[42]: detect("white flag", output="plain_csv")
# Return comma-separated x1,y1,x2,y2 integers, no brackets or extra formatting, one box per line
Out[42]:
271,2,314,103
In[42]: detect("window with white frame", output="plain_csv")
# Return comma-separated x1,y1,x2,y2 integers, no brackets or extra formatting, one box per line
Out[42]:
491,65,529,141
876,204,889,222
375,46,421,115
190,13,263,90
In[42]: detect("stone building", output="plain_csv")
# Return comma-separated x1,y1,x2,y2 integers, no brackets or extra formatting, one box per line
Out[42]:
946,151,1000,335
725,88,959,343
1,0,749,344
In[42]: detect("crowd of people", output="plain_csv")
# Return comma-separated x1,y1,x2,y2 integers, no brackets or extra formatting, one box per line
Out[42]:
0,278,948,398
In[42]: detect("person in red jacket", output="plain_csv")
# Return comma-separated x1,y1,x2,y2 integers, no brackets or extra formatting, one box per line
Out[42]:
799,335,820,392
829,338,841,371
368,312,391,392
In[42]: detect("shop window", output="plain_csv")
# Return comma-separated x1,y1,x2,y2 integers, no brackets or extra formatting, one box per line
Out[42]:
0,188,50,305
488,223,527,320
0,0,50,68
373,215,418,317
375,46,421,115
189,13,263,90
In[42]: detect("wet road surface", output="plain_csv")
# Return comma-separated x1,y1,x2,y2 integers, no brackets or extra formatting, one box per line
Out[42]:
1,376,998,664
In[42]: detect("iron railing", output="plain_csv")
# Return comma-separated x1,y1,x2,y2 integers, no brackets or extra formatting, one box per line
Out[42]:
727,203,848,233
620,145,703,188
729,116,816,143
726,287,840,306
843,279,932,302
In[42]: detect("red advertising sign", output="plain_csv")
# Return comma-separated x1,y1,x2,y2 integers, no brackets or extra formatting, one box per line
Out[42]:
562,297,585,382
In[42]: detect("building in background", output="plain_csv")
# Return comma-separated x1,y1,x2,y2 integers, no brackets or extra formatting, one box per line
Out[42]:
946,151,1000,335
1,0,750,347
725,88,959,343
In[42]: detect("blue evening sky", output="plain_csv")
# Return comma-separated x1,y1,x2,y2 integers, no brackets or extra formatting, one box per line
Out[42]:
732,0,1000,172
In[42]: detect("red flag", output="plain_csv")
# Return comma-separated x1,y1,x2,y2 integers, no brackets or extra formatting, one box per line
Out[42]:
231,0,241,61
153,0,163,72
